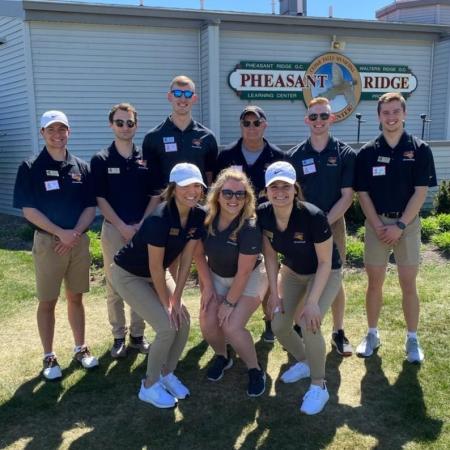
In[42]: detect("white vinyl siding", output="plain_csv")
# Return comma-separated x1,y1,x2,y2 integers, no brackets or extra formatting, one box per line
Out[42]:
219,30,433,145
29,22,200,162
430,40,450,139
0,17,31,215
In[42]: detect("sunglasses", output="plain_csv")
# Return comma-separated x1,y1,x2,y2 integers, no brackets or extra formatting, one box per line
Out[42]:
308,112,331,122
171,89,194,99
221,189,247,200
113,119,136,128
241,119,264,128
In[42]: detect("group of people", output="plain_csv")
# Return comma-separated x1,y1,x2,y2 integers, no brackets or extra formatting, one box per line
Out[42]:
13,74,437,415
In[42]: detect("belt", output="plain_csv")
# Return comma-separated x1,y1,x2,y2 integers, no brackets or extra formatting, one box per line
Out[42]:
380,212,403,219
105,219,139,226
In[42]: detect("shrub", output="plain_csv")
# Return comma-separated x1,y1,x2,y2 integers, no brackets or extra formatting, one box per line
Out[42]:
421,216,440,242
346,235,364,267
432,231,450,255
18,224,34,241
345,195,365,230
436,214,450,232
433,180,450,214
355,226,365,241
87,230,103,267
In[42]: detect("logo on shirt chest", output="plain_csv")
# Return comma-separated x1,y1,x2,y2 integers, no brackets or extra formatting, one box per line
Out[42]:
326,156,337,167
403,151,415,161
226,233,238,246
293,232,305,244
192,139,202,149
186,227,197,239
70,172,82,182
169,228,180,236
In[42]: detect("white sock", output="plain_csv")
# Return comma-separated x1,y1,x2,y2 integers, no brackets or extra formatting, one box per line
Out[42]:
407,331,418,340
44,352,56,358
368,328,379,337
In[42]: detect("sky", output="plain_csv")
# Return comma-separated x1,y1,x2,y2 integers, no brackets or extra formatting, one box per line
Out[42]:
72,0,394,20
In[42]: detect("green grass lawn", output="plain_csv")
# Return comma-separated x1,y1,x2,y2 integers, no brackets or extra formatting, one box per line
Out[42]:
1,228,449,449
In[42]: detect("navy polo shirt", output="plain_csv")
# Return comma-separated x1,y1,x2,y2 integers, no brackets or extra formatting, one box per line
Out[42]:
257,201,341,275
13,147,96,230
203,216,262,278
354,132,437,214
90,142,153,224
114,201,206,277
142,117,218,191
215,138,285,198
288,136,356,212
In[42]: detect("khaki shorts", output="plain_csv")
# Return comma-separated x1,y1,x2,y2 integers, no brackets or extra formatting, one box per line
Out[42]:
364,215,421,266
211,261,268,299
330,217,347,263
32,230,90,301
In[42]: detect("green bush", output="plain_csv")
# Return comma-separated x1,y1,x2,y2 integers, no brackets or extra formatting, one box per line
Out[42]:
346,235,364,266
355,226,365,241
436,213,450,232
18,224,34,241
421,216,440,242
87,230,103,267
345,194,365,230
433,180,450,214
432,231,450,255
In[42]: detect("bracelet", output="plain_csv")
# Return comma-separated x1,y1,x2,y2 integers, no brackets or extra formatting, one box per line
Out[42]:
223,298,236,308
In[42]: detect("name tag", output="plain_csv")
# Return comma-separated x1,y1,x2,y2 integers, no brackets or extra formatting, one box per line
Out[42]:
46,170,59,177
230,165,243,172
163,136,175,144
169,228,180,236
372,166,386,176
302,158,314,166
108,167,120,174
377,156,390,164
165,143,178,152
45,180,60,191
303,164,317,175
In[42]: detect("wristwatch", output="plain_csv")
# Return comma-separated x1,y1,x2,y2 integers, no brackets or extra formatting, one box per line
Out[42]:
396,220,406,231
223,298,236,308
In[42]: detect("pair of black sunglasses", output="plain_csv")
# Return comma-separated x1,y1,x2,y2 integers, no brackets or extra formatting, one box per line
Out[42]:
221,189,247,200
113,119,136,128
241,119,264,128
171,89,194,99
308,112,331,122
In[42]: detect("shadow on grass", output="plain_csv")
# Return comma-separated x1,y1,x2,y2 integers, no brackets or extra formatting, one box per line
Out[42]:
346,355,443,449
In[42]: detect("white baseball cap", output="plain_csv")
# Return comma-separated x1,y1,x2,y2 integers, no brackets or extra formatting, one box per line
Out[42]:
265,161,297,187
169,163,206,187
40,110,70,129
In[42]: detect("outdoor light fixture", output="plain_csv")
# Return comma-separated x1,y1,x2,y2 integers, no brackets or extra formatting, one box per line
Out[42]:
420,113,431,140
355,113,365,143
331,35,345,51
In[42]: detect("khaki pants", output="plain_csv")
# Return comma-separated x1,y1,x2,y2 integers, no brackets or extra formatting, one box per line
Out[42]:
110,263,190,384
101,220,145,338
273,266,342,380
32,230,90,300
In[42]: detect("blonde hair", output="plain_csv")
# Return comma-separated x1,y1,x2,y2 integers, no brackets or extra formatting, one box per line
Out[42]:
169,75,196,92
308,97,331,110
205,168,256,238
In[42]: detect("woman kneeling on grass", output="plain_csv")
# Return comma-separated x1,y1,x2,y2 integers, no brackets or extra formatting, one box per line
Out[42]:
194,168,268,397
110,163,206,409
258,161,342,415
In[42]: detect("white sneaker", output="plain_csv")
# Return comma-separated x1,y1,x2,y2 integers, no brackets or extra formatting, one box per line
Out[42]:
405,337,424,364
280,361,310,383
42,355,62,381
138,380,177,408
160,372,190,400
74,346,99,369
300,384,329,415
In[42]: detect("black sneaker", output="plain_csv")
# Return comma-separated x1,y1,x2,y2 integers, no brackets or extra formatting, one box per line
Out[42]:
207,355,233,381
294,324,303,338
331,329,353,357
247,367,266,397
111,337,127,358
129,335,150,354
262,319,275,343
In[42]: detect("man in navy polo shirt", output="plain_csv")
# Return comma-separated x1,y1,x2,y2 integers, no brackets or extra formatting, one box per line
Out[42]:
13,110,98,380
91,103,153,358
288,97,356,357
215,105,285,343
142,75,218,210
354,92,437,363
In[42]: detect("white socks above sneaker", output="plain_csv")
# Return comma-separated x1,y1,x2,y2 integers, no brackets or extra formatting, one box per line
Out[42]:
368,328,379,338
407,331,418,340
